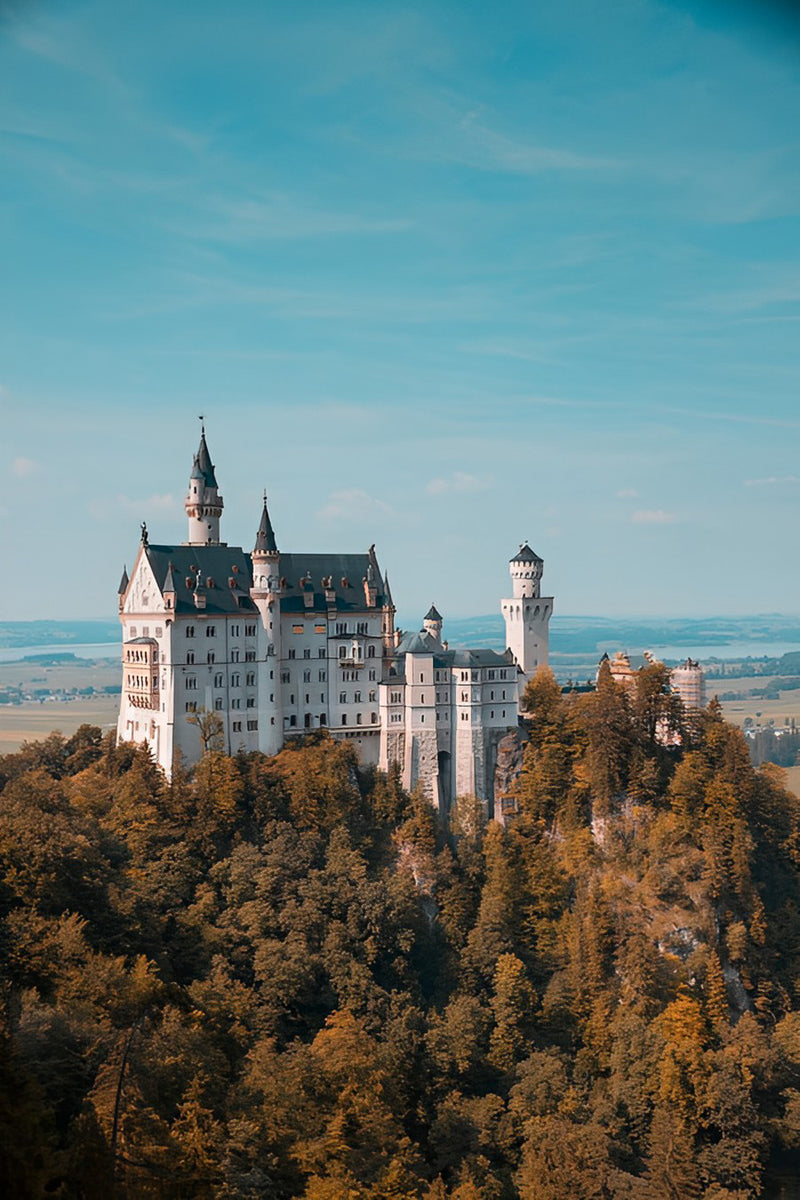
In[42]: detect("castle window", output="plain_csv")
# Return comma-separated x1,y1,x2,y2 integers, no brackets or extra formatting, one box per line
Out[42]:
290,694,295,704
490,691,494,700
305,694,310,704
336,622,347,635
339,647,347,659
419,674,423,683
318,670,326,682
245,624,256,637
315,624,326,633
420,714,424,723
186,677,197,690
206,626,216,637
289,715,296,727
231,624,240,637
369,669,376,682
305,713,312,728
214,673,223,687
502,710,506,718
293,625,303,634
319,648,326,658
245,650,256,662
371,712,377,724
187,652,195,664
367,645,375,658
304,670,311,682
320,713,327,726
232,650,240,663
369,690,376,702
339,691,347,704
232,698,240,709
130,627,137,637
502,691,506,700
354,691,361,703
233,721,242,732
247,720,258,731
491,710,494,718
207,652,215,664
421,694,425,704
288,649,296,659
303,649,311,659
281,671,290,683
215,698,223,710
155,627,162,638
186,626,194,638
246,697,255,708
247,672,255,686
356,712,362,725
357,622,367,635
185,701,197,712
231,673,240,687
341,714,347,725
461,692,468,702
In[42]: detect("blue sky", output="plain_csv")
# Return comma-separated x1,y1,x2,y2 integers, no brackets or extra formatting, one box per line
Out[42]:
1,0,799,622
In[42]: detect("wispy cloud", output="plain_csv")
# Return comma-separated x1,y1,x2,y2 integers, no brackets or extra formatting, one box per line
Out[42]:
616,488,639,499
455,112,621,175
744,475,800,487
12,456,40,478
426,472,490,496
117,493,175,515
181,195,413,244
631,509,677,525
317,489,393,522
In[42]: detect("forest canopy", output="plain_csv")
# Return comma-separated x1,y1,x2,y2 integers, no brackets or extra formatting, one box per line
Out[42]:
2,665,800,1198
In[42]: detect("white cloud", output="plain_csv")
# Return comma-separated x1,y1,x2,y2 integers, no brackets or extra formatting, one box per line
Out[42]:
631,509,677,525
117,493,175,515
12,456,40,477
426,472,490,496
744,475,800,487
616,488,639,499
317,488,393,522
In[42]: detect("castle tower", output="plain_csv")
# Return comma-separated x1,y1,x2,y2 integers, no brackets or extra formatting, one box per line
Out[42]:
250,494,283,754
423,604,443,646
184,425,224,545
501,543,553,697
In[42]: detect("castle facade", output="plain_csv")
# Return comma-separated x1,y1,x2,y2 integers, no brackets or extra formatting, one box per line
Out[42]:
116,430,553,812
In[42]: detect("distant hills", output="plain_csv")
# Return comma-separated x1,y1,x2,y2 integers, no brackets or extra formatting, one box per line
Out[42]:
2,614,800,662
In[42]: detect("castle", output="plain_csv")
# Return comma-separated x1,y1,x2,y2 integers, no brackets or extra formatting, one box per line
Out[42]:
116,429,553,812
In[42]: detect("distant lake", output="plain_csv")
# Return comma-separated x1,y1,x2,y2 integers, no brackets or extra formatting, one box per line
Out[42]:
0,642,121,664
625,639,800,663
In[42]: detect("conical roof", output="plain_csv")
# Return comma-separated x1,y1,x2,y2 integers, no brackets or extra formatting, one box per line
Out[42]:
255,495,278,554
163,561,177,593
118,566,129,594
510,542,543,564
192,428,218,488
425,604,442,621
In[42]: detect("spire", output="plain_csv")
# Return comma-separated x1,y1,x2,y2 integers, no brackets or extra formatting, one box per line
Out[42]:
118,565,129,595
424,603,442,621
383,572,393,607
163,561,177,594
193,425,218,488
510,542,542,564
254,493,278,554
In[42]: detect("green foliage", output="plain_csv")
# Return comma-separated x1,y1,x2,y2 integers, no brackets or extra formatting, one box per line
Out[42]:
2,691,800,1195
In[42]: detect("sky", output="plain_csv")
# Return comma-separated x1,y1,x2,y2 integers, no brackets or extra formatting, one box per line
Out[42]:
1,0,799,623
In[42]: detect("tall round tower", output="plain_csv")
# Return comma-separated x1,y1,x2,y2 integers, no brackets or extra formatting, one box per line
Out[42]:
184,425,224,545
250,494,283,755
501,542,553,696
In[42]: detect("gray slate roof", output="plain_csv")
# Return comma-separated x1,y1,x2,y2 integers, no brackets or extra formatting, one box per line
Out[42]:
510,542,543,564
425,604,442,621
254,498,278,554
191,431,218,488
145,545,257,614
278,552,388,614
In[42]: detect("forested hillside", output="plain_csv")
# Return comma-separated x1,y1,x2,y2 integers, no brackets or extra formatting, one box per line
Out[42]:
2,663,800,1198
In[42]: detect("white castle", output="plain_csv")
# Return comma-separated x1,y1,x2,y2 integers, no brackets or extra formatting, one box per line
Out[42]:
117,429,553,812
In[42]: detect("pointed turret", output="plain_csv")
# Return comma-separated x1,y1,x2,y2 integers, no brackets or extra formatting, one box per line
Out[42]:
163,561,177,613
423,603,443,644
118,566,129,595
255,495,278,554
184,422,224,545
251,493,280,596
